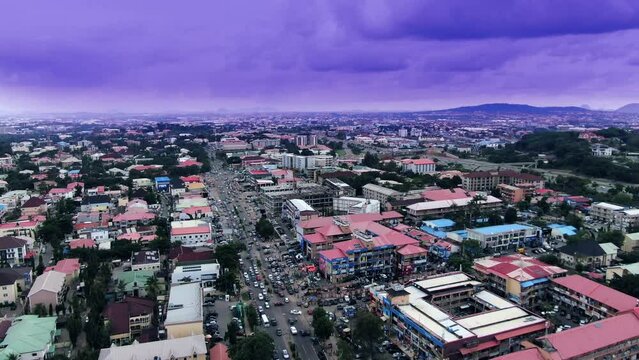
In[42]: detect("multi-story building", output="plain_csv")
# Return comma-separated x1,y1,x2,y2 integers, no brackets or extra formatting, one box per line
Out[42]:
400,158,436,174
0,221,39,240
282,199,319,224
131,250,161,272
0,236,28,266
497,183,537,203
323,178,356,197
80,195,113,212
27,270,66,312
590,202,625,223
558,240,618,269
261,182,332,215
551,274,639,320
281,153,334,171
103,297,155,344
406,195,502,221
170,219,212,247
467,224,539,253
251,138,280,150
171,263,220,289
218,137,249,152
298,211,403,258
362,183,401,203
462,170,544,192
369,272,551,360
295,134,317,147
473,254,567,307
333,197,380,215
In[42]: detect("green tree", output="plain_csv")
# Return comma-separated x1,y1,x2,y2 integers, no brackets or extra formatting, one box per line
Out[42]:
361,152,379,168
504,207,518,224
32,303,48,317
246,304,259,330
216,271,238,294
255,217,275,238
538,254,561,266
311,307,333,341
229,331,275,360
610,274,639,298
597,230,624,248
352,311,384,360
67,315,83,347
226,320,240,345
215,242,246,273
337,339,355,360
145,277,160,301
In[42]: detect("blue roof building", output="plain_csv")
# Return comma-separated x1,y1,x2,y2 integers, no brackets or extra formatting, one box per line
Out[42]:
467,224,539,253
421,219,455,239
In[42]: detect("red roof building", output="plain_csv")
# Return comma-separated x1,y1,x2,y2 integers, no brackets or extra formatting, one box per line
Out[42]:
551,274,639,318
210,343,230,360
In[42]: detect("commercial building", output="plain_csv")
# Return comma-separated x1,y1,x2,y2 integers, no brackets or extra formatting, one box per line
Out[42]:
27,270,66,312
171,262,220,289
333,197,380,215
462,170,544,192
406,196,502,221
261,182,332,215
369,272,550,359
0,315,58,360
473,254,567,307
550,274,638,320
282,199,319,225
164,283,203,339
299,212,403,258
362,184,401,203
281,153,334,171
533,308,639,359
98,334,207,360
467,224,539,253
170,219,212,247
218,137,249,152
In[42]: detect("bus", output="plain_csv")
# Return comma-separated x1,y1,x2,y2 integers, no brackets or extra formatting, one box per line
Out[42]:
261,314,270,327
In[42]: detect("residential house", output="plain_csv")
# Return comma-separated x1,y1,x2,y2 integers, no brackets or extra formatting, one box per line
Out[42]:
45,258,80,284
21,197,47,217
0,237,28,267
103,297,155,344
27,270,66,312
558,240,617,269
0,315,58,360
131,251,160,272
80,195,113,212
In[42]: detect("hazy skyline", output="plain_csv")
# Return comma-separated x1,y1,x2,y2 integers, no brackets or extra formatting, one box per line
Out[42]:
1,1,639,113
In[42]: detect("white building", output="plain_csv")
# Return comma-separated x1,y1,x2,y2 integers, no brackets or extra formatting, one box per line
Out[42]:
467,224,538,253
98,334,207,360
282,199,319,224
281,154,334,171
590,202,625,223
164,283,203,339
400,158,436,174
333,197,380,215
170,219,212,247
171,263,220,289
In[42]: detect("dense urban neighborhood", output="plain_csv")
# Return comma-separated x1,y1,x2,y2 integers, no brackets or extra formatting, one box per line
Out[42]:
0,112,637,360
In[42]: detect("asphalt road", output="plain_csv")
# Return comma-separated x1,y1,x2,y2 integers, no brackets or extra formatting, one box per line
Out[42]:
205,156,320,360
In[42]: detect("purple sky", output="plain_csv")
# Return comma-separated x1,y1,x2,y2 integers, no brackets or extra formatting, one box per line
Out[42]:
1,1,639,112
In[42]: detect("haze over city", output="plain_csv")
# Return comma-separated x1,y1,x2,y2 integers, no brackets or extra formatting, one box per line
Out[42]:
1,1,639,112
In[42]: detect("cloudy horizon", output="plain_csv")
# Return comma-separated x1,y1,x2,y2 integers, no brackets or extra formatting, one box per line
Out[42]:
1,1,639,113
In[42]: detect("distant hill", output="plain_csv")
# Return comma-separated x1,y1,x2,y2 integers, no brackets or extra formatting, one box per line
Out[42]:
615,103,639,114
438,103,590,114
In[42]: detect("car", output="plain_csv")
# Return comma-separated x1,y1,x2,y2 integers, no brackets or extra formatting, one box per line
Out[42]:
276,328,282,336
274,301,284,306
264,302,270,309
290,326,298,335
300,329,310,337
282,350,290,359
290,309,302,315
258,293,264,301
284,297,289,303
258,306,264,313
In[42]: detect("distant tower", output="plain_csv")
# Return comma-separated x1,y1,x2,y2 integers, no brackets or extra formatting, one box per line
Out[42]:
308,134,317,146
296,135,308,147
398,128,408,138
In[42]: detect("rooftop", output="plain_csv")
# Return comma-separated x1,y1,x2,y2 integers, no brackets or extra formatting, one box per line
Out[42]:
164,283,202,325
0,315,57,360
469,224,535,235
541,308,639,359
474,254,567,282
551,275,639,313
98,334,207,360
28,270,65,296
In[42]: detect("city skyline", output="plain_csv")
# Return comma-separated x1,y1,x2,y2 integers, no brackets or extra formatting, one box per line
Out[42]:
1,1,639,113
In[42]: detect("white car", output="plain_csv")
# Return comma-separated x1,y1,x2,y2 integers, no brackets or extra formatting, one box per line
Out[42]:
284,297,289,303
258,306,264,313
258,293,264,301
290,326,298,335
265,302,270,309
282,350,290,359
290,309,302,315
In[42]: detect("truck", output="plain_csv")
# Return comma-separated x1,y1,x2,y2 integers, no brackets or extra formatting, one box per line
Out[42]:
261,314,270,327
